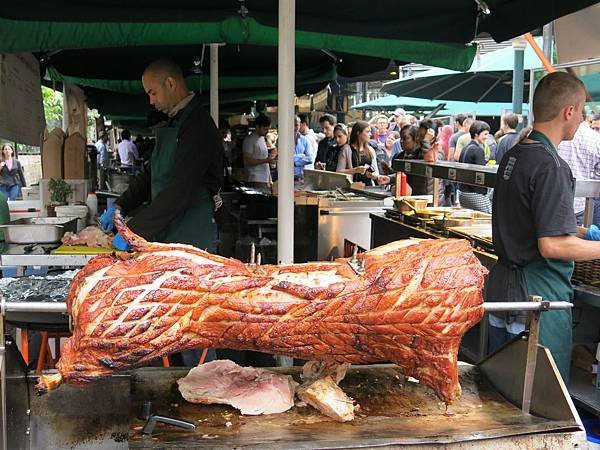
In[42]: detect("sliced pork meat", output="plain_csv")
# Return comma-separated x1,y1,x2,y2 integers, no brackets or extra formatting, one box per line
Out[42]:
297,361,355,421
297,376,356,422
177,360,297,415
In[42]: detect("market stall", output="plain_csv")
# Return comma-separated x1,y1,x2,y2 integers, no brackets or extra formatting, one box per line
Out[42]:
1,1,599,449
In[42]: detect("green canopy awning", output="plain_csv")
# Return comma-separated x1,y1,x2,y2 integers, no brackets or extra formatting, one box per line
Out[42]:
381,39,545,102
351,94,529,116
0,15,475,71
2,1,596,117
47,64,337,95
1,1,596,69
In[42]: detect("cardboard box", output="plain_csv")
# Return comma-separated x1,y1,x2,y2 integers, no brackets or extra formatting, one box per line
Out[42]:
63,132,87,179
41,128,65,179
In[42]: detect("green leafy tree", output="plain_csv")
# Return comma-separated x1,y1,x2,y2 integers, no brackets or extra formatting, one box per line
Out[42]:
42,86,63,130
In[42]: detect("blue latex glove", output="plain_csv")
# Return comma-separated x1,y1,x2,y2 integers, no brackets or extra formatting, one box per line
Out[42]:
99,206,117,232
585,224,600,241
112,233,130,251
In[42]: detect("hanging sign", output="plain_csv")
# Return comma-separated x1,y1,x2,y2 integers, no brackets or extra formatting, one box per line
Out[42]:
312,87,329,111
0,53,45,146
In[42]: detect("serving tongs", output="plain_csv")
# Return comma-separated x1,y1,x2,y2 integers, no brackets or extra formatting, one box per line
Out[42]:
138,401,195,436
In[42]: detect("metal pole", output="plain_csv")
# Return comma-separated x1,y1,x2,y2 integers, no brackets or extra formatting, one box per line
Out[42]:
522,295,542,414
277,0,295,368
210,44,219,126
542,22,553,62
482,301,572,312
527,69,536,126
277,0,295,266
512,39,526,116
0,315,6,450
583,197,595,227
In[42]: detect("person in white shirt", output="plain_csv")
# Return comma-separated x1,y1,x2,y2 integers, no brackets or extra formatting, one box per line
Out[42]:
117,129,139,170
243,114,275,191
559,121,600,224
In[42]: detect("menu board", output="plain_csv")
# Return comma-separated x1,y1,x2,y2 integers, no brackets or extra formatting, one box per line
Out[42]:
0,53,45,146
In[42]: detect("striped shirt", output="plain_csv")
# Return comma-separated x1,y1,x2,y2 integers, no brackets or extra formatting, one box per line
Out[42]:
558,123,600,214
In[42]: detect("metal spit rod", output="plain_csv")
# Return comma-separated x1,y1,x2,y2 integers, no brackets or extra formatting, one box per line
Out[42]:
0,300,572,316
1,300,68,314
482,301,572,312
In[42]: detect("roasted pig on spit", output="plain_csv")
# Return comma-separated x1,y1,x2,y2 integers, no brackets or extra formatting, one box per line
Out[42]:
37,212,486,404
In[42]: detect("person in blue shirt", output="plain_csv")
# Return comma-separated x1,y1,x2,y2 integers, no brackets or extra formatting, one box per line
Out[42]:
95,133,110,190
293,115,314,180
95,133,110,168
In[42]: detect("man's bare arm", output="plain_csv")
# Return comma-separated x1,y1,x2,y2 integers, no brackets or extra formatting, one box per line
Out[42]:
538,235,600,261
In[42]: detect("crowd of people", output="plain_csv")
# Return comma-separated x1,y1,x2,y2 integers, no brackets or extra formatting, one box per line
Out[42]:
234,110,529,212
94,129,156,191
235,107,600,216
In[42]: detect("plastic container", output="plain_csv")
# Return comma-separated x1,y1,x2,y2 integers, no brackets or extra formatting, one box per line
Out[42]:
86,192,98,219
54,204,88,232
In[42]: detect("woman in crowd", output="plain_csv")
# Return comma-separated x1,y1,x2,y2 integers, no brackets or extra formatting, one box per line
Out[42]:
334,124,368,178
372,114,391,145
0,144,26,201
344,120,389,186
395,121,444,201
265,132,278,182
376,131,401,175
457,120,491,213
438,124,454,160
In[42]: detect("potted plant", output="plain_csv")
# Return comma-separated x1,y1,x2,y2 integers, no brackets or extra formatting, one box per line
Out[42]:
47,178,73,217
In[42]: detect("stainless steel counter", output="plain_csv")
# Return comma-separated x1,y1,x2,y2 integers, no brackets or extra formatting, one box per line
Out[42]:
316,195,392,260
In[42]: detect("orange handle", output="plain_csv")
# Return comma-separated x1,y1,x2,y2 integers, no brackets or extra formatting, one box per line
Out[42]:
522,33,555,73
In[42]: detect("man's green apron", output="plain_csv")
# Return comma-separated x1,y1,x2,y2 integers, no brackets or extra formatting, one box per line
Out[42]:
151,100,216,250
522,130,574,383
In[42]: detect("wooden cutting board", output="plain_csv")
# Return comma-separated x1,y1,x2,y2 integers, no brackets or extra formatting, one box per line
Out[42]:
53,245,113,255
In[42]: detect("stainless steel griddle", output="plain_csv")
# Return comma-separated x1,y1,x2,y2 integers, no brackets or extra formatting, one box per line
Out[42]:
0,298,586,449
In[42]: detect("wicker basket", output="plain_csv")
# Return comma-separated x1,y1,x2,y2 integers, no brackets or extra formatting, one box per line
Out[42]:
573,260,600,285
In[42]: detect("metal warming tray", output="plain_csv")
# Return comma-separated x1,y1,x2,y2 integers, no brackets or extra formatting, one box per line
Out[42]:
2,336,586,449
0,217,78,244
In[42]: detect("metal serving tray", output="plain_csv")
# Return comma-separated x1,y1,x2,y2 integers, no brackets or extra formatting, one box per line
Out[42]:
0,217,78,244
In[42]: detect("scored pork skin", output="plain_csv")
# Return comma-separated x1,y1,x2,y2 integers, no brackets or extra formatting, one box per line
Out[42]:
38,212,486,404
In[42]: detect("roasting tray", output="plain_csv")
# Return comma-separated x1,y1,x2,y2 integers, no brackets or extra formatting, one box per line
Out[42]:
122,341,582,449
6,339,585,449
0,217,78,244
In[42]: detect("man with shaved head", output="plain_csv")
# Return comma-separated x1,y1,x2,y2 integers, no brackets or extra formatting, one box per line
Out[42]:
101,58,223,253
486,72,600,383
99,59,224,366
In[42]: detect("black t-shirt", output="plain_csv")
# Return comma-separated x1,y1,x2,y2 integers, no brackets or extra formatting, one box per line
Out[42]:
315,137,336,166
449,131,466,150
492,141,576,267
458,141,487,195
494,131,520,164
